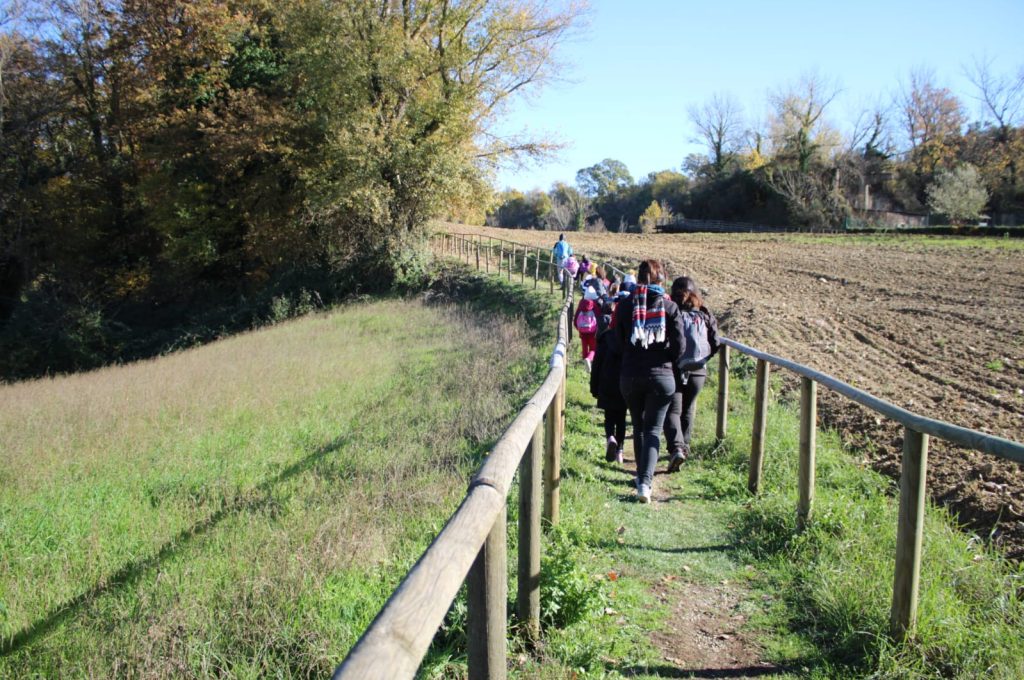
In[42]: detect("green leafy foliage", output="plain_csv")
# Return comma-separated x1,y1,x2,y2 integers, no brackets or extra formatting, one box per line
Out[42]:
927,164,991,224
0,0,583,379
540,527,606,629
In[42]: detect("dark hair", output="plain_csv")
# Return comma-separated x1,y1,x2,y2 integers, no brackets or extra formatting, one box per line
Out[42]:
670,276,703,310
608,281,620,296
559,233,564,241
595,265,606,279
637,259,665,285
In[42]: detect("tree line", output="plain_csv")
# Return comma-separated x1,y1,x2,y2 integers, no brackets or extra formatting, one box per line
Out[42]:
0,0,582,379
487,66,1024,232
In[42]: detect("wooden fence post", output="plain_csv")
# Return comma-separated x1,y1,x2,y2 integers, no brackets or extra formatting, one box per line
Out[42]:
475,237,481,270
467,506,507,680
797,377,817,530
544,373,563,527
486,238,491,273
549,253,554,294
499,243,504,276
517,420,543,638
748,358,770,494
507,250,512,281
890,427,929,641
716,345,729,442
520,247,526,283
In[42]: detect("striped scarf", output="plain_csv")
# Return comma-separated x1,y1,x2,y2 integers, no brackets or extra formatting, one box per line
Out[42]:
630,284,666,348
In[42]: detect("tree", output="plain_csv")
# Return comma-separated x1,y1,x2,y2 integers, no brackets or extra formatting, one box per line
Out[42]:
896,68,965,179
687,92,744,178
547,181,588,231
965,55,1024,138
639,200,663,234
964,56,1024,209
926,164,989,224
486,189,551,229
764,72,846,227
767,71,842,172
285,0,585,281
575,158,634,198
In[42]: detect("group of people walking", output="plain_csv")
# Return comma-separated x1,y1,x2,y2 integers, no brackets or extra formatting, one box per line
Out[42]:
557,235,720,504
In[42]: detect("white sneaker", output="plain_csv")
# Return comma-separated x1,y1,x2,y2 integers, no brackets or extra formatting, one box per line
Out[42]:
637,483,651,503
584,358,592,373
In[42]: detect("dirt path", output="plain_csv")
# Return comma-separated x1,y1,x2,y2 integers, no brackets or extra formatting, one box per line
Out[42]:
604,454,784,679
452,225,1024,558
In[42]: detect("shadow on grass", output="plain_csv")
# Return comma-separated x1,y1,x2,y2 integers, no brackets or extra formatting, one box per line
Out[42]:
0,434,352,658
592,540,737,555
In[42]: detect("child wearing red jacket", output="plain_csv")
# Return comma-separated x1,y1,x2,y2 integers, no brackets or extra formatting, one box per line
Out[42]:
575,288,600,371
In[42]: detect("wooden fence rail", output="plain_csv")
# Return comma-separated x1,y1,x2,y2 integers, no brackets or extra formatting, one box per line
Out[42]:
715,336,1024,640
333,233,570,680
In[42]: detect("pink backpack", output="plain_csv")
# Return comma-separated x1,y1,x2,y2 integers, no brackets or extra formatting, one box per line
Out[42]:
575,300,597,333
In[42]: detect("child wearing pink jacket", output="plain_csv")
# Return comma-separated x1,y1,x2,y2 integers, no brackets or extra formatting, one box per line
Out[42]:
574,288,600,371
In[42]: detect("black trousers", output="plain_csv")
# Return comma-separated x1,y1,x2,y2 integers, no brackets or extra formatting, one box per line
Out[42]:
603,407,626,445
664,374,706,456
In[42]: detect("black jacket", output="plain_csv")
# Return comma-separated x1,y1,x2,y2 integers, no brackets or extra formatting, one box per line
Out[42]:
590,312,626,411
613,289,686,379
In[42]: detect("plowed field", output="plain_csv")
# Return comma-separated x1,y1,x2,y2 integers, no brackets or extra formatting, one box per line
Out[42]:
450,225,1024,558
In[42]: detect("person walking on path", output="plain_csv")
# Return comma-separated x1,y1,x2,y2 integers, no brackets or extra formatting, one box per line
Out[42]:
553,234,573,283
574,287,600,371
664,276,721,473
614,260,688,503
590,296,627,464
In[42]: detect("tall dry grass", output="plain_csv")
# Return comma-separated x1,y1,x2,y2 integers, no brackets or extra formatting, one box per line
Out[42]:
0,297,538,675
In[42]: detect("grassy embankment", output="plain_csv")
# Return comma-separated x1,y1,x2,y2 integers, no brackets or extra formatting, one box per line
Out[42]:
0,274,555,677
521,355,1024,678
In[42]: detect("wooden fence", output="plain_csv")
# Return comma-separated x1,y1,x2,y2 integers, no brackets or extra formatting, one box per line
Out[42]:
715,339,1024,640
334,231,1024,677
438,231,629,285
332,233,571,680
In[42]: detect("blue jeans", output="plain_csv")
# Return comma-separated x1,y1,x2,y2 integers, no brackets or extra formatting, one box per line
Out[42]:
620,372,675,489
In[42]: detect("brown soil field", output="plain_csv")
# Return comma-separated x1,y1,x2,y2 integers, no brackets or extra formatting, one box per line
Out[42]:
450,225,1024,558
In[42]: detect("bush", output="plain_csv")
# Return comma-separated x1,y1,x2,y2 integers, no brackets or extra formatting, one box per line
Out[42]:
541,527,605,629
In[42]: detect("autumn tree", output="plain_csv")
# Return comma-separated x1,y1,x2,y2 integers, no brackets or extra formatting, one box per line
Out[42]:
895,68,965,206
0,0,586,378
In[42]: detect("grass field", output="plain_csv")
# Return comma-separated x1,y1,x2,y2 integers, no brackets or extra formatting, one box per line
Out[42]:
0,287,549,676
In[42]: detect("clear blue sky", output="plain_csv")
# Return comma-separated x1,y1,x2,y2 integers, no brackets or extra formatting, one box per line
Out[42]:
492,0,1024,192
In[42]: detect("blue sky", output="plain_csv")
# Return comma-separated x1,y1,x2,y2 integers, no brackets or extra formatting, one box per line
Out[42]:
491,0,1024,191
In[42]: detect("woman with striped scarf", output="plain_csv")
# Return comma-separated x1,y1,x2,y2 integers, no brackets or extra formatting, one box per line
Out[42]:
613,259,689,503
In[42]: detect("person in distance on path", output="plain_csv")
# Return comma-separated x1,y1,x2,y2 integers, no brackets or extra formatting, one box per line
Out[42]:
664,276,721,473
614,259,688,504
552,233,573,283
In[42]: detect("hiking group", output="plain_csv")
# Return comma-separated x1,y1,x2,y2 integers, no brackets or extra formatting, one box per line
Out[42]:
556,235,721,504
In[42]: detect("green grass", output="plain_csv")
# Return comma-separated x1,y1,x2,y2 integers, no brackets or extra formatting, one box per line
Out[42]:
516,350,1024,678
784,232,1024,250
0,280,555,676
